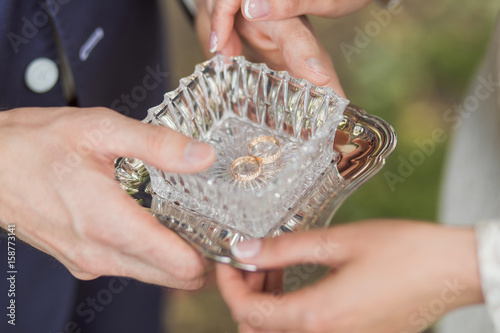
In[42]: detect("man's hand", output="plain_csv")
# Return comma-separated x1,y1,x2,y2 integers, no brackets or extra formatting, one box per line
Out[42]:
0,107,216,289
196,0,346,96
217,220,484,332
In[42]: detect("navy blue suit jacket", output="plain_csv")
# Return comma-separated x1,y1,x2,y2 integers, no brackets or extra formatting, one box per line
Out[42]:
0,1,177,332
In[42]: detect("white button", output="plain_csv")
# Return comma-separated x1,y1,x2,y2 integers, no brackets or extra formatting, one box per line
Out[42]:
25,57,59,93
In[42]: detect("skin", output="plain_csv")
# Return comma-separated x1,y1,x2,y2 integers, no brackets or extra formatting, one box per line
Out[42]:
204,2,486,332
196,0,346,96
0,0,350,291
0,107,216,289
217,220,485,333
209,0,372,52
204,0,381,97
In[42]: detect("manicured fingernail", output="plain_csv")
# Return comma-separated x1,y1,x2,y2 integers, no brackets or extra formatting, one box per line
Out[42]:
232,239,262,259
209,30,218,53
184,140,215,164
306,57,330,80
244,0,270,19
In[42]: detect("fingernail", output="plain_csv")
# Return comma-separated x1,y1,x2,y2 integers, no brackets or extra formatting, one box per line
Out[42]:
232,239,262,259
306,57,330,80
209,30,218,53
184,140,215,164
244,0,270,19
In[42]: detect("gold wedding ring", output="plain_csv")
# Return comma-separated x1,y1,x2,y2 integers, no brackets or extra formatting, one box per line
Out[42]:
231,156,262,181
247,136,281,164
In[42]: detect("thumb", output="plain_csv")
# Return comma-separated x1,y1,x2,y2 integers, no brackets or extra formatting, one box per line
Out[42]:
231,229,348,270
102,114,216,173
241,0,322,20
241,0,368,21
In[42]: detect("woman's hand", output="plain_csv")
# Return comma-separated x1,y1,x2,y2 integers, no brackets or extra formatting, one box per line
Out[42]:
0,107,216,289
217,220,484,332
196,0,345,95
210,0,372,54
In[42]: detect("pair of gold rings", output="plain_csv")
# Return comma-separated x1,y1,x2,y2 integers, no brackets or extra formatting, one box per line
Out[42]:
231,136,281,181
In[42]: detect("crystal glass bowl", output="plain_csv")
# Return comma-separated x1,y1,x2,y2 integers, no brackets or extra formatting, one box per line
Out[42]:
144,55,349,237
115,105,397,271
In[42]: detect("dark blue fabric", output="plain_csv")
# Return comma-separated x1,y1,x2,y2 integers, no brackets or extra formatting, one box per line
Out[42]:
0,0,64,109
0,233,77,333
52,0,169,119
0,0,170,331
0,0,171,119
68,277,163,333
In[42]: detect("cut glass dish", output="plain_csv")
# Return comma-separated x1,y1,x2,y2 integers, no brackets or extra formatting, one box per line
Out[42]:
115,56,397,271
144,55,349,238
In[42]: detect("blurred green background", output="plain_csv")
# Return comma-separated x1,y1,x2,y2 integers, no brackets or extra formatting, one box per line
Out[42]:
159,0,500,331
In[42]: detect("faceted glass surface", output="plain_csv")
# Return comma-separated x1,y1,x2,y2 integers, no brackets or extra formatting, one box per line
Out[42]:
144,55,349,237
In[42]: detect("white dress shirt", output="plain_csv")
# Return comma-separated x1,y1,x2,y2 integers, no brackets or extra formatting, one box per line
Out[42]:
437,14,500,333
